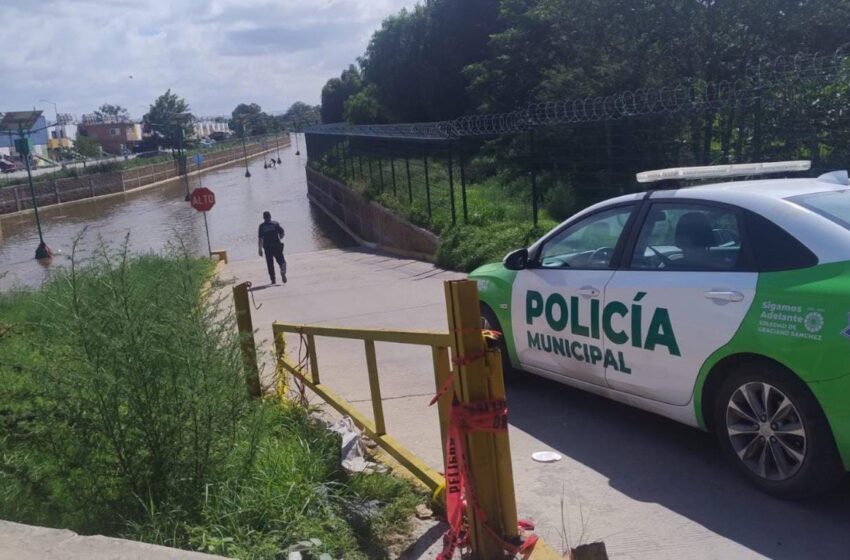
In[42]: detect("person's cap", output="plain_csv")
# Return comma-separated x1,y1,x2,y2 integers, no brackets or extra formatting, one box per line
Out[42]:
263,211,271,220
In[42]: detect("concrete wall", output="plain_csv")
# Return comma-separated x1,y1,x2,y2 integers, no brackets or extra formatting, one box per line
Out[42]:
0,137,288,215
306,166,440,261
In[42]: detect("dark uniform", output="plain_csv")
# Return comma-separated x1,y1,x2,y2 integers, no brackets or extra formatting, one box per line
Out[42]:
259,219,286,283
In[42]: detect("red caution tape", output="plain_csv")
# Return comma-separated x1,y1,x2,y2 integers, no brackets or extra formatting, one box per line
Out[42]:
432,395,538,559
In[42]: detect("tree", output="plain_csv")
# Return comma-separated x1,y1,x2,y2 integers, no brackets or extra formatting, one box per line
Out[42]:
279,102,321,127
93,104,129,122
321,65,362,123
356,0,501,122
343,85,389,124
229,103,270,136
142,90,193,149
74,135,101,158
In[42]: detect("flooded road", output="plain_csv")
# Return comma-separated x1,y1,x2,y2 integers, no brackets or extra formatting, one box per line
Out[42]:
0,136,353,291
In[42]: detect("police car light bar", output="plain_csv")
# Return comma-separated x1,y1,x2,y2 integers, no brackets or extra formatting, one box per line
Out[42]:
636,160,811,183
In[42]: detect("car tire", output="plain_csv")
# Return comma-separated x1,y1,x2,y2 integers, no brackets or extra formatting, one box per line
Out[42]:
480,304,519,383
714,361,844,499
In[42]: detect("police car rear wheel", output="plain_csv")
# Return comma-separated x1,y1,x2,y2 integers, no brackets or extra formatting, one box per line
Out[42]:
480,305,518,382
715,362,843,499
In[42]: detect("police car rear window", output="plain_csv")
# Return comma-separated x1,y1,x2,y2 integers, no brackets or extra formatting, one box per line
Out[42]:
743,211,818,272
789,189,850,232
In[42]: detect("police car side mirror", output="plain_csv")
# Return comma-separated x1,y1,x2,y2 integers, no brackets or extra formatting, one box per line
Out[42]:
503,248,529,271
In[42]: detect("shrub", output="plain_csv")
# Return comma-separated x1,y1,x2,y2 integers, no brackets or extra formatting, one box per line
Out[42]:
0,241,421,558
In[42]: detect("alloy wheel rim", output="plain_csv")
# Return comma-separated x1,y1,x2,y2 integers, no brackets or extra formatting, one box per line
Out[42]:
725,382,807,481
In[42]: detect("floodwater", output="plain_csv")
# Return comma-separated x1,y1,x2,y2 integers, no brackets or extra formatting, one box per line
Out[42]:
0,135,353,291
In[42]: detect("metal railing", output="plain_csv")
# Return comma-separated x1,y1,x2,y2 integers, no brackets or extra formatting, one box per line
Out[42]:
271,322,452,491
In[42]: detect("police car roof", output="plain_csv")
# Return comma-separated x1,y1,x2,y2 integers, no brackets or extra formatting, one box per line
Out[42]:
648,176,849,201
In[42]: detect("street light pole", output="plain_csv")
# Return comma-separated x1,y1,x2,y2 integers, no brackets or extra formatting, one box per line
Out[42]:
241,130,251,178
275,129,282,164
177,125,191,201
294,122,301,156
17,123,49,258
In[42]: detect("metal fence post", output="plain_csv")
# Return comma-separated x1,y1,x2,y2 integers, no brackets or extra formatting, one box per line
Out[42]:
424,154,432,219
529,130,539,227
368,156,374,186
233,282,262,397
444,279,519,559
448,151,456,225
89,176,95,198
390,156,397,197
358,154,363,179
459,150,468,224
378,157,385,192
53,179,60,203
405,156,412,203
336,140,343,177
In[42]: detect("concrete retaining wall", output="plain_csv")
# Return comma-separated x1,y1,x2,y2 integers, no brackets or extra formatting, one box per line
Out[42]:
306,167,440,261
0,138,289,215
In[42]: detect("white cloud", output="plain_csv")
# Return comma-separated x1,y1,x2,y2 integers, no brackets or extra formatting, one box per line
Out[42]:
0,0,418,119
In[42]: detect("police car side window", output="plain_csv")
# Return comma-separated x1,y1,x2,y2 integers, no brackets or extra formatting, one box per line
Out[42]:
538,206,633,269
744,211,818,271
630,203,744,271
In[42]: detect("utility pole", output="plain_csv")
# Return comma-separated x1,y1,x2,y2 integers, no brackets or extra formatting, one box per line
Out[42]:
274,125,282,164
0,112,52,259
241,130,251,178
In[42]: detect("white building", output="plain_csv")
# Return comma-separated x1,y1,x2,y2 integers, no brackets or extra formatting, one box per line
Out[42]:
193,118,231,138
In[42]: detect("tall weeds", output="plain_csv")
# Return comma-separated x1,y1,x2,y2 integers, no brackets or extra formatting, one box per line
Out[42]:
0,240,419,558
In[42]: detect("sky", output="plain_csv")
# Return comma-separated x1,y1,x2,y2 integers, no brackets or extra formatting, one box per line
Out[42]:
0,0,417,120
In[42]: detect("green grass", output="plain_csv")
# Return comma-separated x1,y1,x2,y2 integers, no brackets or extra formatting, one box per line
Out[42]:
0,241,421,559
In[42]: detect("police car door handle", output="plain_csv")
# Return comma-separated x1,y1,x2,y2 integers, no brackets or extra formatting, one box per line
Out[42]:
578,286,600,298
704,290,745,302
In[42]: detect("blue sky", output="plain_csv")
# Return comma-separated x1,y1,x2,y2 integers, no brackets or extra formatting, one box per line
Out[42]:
0,0,417,120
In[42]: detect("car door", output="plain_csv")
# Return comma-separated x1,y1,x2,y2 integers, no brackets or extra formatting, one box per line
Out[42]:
603,200,758,405
510,204,637,386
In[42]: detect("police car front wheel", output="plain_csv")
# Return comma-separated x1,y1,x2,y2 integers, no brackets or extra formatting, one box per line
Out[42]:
715,362,844,499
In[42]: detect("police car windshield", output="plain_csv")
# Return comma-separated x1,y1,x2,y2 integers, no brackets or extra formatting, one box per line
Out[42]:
789,189,850,231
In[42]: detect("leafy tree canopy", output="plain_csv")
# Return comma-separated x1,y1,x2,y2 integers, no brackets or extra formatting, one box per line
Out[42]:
93,104,129,122
321,65,362,123
279,101,321,128
142,90,193,149
229,103,271,136
74,135,101,158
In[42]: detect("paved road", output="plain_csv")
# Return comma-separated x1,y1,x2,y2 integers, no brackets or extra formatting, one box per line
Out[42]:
223,245,850,560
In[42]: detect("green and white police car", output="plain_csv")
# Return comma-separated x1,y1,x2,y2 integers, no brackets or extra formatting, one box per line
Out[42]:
471,161,850,498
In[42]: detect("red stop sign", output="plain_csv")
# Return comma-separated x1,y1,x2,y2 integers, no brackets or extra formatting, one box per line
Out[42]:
190,187,215,212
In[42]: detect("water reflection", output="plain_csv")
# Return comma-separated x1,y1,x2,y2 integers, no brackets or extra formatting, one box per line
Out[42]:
0,139,352,291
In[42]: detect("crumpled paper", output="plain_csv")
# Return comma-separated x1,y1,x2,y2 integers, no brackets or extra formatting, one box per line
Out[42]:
328,416,387,474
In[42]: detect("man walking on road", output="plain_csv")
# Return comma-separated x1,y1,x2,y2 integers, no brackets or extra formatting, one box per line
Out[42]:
258,210,287,284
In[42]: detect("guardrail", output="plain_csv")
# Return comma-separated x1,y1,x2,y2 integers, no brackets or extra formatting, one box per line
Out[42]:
271,322,451,491
260,279,567,559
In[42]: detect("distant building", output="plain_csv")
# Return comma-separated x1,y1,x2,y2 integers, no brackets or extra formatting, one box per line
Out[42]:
193,118,231,139
78,120,143,155
47,113,78,151
0,111,49,162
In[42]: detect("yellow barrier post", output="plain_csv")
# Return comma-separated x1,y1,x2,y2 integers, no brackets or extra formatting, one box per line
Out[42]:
431,345,452,461
233,282,261,397
273,328,288,398
364,340,387,435
445,279,519,559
